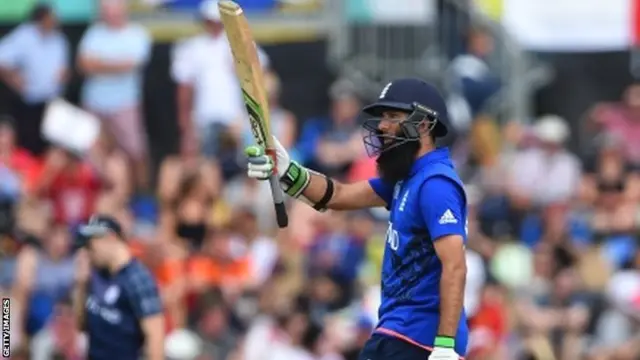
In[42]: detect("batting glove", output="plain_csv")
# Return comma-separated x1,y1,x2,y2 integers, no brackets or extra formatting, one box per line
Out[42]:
245,136,311,198
427,336,459,360
428,348,459,360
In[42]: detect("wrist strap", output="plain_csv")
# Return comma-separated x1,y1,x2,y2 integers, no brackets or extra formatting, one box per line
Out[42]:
434,336,455,349
281,161,310,198
280,162,334,212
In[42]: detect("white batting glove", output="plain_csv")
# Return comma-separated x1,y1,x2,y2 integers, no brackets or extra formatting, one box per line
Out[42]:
245,136,311,198
428,347,459,360
245,136,291,179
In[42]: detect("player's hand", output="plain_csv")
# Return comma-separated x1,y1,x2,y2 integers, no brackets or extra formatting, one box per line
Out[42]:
246,136,311,198
245,136,291,180
428,347,459,360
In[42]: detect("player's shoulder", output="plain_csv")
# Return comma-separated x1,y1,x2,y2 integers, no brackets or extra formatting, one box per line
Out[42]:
121,259,156,284
418,175,465,201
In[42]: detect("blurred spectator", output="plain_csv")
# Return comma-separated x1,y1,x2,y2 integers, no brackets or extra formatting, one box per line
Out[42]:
306,211,369,308
509,115,581,206
588,84,640,167
295,79,364,178
157,155,221,248
12,223,74,341
341,315,373,360
77,0,152,191
0,3,69,156
223,175,278,235
594,248,640,358
515,266,591,360
171,0,270,179
447,25,501,132
489,115,582,236
27,148,102,227
0,116,39,234
467,282,508,359
192,292,239,360
30,296,87,360
230,207,279,288
87,129,132,215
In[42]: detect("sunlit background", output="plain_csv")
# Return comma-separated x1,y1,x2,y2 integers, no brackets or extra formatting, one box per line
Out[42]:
0,0,639,359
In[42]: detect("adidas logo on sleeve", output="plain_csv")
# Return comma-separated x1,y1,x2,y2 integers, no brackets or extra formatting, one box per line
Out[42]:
438,209,458,225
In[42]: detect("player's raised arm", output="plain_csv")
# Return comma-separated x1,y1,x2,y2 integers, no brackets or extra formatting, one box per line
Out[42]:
246,138,388,211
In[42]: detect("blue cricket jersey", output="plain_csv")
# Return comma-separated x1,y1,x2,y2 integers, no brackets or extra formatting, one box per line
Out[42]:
368,147,469,356
85,259,163,360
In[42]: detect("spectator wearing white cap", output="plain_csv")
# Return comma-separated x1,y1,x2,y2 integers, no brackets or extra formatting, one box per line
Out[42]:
506,115,582,210
171,0,271,165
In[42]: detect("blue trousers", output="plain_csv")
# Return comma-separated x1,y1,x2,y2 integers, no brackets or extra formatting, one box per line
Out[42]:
358,333,432,360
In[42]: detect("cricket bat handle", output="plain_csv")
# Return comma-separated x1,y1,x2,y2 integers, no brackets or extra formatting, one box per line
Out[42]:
268,174,288,228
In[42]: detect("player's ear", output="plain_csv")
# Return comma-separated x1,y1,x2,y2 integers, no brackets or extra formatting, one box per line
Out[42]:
416,117,432,135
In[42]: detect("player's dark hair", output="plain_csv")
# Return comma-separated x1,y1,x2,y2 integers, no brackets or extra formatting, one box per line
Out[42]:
30,3,52,22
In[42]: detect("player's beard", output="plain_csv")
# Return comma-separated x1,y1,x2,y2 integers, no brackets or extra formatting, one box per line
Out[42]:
376,137,420,185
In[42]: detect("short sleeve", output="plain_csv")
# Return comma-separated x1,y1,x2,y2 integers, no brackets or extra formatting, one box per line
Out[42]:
0,26,26,67
126,265,163,319
78,26,98,56
171,40,197,84
420,176,466,241
131,26,152,65
368,178,394,206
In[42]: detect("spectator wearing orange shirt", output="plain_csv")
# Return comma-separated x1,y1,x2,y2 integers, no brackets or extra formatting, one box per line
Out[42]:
187,229,252,297
0,116,39,181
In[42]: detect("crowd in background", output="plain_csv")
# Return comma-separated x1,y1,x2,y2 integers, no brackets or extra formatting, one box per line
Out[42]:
0,1,639,360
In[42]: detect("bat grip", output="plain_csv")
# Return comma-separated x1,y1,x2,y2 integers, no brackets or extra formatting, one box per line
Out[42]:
268,174,288,228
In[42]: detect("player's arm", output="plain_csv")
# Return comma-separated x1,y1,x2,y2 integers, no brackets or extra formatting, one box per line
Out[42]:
246,137,391,211
301,173,387,210
420,177,467,350
141,315,165,360
127,268,165,360
72,249,91,331
72,282,88,330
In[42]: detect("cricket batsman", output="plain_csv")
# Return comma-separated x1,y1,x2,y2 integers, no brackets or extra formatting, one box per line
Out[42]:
246,78,468,359
72,214,165,360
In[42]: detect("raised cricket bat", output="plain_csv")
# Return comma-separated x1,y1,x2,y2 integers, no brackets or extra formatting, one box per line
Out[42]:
218,0,289,228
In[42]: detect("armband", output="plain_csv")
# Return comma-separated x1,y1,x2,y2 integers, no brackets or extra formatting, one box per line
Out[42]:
312,176,334,211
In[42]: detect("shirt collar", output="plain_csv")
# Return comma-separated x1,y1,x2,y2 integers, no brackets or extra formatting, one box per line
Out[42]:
409,147,452,177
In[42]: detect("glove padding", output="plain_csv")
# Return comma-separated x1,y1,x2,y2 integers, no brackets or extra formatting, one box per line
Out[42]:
428,347,460,360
